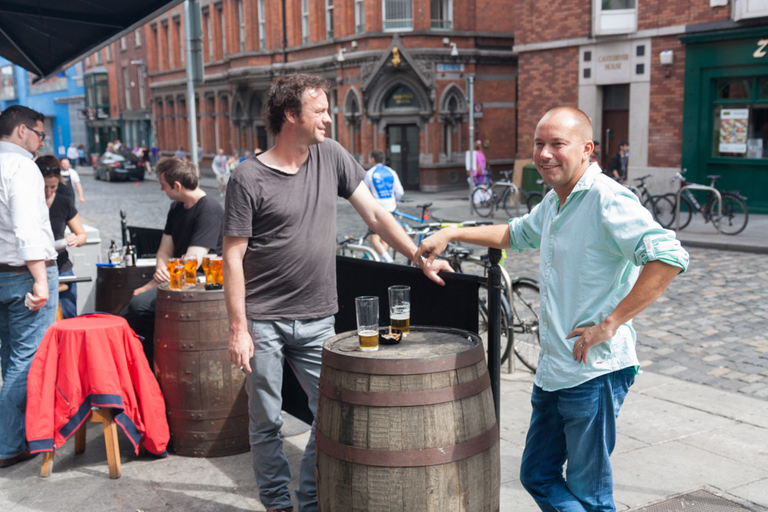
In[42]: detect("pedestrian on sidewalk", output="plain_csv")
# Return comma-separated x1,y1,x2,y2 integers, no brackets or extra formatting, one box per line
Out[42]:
417,106,689,512
212,148,229,197
606,140,629,183
364,149,404,262
222,73,451,512
59,157,85,204
66,143,79,170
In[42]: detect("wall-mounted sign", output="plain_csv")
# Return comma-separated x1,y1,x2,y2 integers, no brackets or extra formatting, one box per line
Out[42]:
719,108,749,154
473,102,483,118
385,85,418,109
437,63,464,72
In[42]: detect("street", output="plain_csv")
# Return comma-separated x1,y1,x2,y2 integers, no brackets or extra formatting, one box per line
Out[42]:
76,168,768,401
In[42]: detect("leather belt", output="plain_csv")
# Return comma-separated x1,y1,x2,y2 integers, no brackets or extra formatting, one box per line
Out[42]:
0,260,56,273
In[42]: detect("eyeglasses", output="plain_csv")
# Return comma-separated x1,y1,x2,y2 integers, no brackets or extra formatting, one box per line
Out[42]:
39,166,61,176
26,126,46,141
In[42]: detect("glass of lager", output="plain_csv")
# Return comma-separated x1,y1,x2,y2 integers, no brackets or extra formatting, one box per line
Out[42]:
388,285,410,337
355,296,379,351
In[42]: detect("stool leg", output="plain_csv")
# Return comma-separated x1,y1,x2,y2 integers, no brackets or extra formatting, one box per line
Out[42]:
92,409,121,479
75,422,87,454
40,450,54,477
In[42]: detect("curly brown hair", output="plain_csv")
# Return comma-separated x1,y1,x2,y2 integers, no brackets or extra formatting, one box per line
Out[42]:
156,156,198,190
265,74,330,136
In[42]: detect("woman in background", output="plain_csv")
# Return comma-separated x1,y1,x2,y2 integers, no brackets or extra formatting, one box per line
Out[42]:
36,155,87,319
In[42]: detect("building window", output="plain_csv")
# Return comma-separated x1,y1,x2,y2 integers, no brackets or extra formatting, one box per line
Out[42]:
258,0,266,49
175,18,185,66
94,50,102,65
85,73,110,111
383,0,413,31
123,67,132,110
164,22,172,68
430,0,452,30
86,56,91,67
734,0,768,20
135,28,142,47
237,0,245,53
138,66,146,109
218,5,226,56
120,37,127,51
204,11,213,60
712,76,768,159
0,65,16,101
106,45,112,62
593,0,637,36
302,0,310,44
326,0,334,39
355,0,365,34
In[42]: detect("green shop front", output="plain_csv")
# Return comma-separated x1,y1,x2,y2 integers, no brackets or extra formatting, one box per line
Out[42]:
681,27,768,214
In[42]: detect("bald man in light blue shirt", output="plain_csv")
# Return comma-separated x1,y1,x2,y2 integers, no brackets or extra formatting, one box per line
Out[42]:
417,107,688,512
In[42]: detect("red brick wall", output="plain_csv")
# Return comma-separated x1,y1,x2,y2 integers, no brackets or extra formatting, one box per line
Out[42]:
516,47,579,158
514,0,590,46
638,0,730,30
647,35,686,168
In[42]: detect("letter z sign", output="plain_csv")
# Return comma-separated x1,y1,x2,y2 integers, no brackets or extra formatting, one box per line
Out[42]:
754,39,768,59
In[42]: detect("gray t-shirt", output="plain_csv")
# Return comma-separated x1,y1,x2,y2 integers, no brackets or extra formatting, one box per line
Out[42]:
223,139,365,320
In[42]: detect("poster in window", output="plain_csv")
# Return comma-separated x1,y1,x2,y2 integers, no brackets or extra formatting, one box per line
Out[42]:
719,109,749,153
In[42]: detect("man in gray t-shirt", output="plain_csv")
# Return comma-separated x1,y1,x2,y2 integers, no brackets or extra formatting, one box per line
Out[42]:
222,74,450,512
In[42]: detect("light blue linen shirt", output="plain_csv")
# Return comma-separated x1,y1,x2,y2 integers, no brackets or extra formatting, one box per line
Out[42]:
508,163,689,392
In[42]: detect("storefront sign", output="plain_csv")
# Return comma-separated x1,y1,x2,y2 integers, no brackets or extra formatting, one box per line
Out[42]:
719,109,749,153
598,53,629,70
753,39,768,58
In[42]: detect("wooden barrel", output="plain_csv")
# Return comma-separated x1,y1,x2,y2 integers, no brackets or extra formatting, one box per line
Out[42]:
154,284,249,457
316,326,499,512
95,265,155,315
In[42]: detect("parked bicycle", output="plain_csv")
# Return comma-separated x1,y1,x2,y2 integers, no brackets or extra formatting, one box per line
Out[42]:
623,174,675,225
440,243,541,371
472,170,523,218
524,179,551,212
657,170,749,235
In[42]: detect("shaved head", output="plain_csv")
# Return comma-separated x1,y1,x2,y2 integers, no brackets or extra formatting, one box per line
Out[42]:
538,107,593,144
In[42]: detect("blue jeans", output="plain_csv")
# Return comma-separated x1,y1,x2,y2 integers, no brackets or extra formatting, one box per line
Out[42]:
59,268,77,319
0,266,58,458
520,368,636,512
245,316,335,512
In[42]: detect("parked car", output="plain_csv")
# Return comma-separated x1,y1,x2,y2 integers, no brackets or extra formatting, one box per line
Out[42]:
94,150,144,182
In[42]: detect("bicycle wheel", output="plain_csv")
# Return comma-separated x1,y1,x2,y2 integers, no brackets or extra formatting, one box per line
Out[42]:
510,280,540,372
526,192,543,212
477,289,513,365
647,194,675,227
502,189,521,218
660,193,693,230
714,193,748,235
472,186,494,217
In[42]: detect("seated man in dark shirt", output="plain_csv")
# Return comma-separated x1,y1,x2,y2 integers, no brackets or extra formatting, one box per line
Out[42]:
121,157,224,367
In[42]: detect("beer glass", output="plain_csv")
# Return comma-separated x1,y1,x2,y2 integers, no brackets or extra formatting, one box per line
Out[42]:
388,285,410,337
183,255,198,286
202,255,213,284
355,296,379,351
167,257,182,276
210,256,224,286
169,263,184,291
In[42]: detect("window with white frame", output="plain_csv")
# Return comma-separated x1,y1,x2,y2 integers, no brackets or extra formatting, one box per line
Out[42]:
120,37,127,51
95,50,102,65
258,0,266,49
302,0,310,44
205,11,213,59
383,0,413,31
135,28,142,47
176,18,185,66
238,0,245,52
593,0,637,36
106,45,112,62
165,23,172,67
355,0,365,34
733,0,768,20
430,0,452,30
123,67,132,110
326,0,334,39
137,66,146,109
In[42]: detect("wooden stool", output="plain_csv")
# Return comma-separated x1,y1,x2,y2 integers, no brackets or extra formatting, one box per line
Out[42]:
41,408,121,479
55,284,69,321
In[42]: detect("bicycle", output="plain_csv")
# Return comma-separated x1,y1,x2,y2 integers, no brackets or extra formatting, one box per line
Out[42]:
472,170,523,218
440,243,541,371
622,174,675,225
524,179,551,212
336,232,380,261
657,170,749,235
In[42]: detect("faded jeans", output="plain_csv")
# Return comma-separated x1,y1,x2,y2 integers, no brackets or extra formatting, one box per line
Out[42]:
520,367,636,512
0,266,58,458
245,316,335,512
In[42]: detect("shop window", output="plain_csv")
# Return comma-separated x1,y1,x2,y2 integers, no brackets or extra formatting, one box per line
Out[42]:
0,65,16,101
712,76,768,159
733,0,768,20
383,0,413,31
593,0,637,36
431,0,452,30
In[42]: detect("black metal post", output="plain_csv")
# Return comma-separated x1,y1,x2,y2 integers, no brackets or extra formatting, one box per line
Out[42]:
487,248,502,424
120,210,128,248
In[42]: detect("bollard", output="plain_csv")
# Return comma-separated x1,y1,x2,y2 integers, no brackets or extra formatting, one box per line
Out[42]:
487,247,502,424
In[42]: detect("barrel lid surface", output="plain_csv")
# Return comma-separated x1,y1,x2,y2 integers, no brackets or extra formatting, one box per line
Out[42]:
156,283,225,301
322,326,484,375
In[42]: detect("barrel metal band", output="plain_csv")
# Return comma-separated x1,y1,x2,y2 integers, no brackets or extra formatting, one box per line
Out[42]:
319,370,490,406
321,342,485,375
316,426,498,467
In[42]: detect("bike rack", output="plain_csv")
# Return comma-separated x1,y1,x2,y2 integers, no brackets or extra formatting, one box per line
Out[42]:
675,184,722,235
336,244,381,261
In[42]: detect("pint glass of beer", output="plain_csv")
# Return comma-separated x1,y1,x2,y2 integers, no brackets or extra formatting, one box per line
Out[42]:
169,264,184,291
202,255,213,283
388,285,410,337
210,257,224,286
355,296,379,351
183,255,198,286
167,257,182,276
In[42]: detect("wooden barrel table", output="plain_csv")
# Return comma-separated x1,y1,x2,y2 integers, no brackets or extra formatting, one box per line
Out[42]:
95,264,155,315
316,326,499,512
154,284,249,457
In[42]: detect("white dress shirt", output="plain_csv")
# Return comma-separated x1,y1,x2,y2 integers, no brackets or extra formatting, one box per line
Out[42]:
0,141,56,265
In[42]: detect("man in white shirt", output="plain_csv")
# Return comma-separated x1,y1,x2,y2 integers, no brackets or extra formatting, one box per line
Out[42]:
211,148,229,197
363,149,404,262
66,143,79,169
0,105,58,468
59,157,85,204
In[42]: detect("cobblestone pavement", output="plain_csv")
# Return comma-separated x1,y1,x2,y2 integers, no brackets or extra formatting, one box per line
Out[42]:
77,173,768,400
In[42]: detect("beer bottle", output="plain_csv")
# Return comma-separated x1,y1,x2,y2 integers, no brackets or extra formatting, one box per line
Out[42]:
124,244,137,267
108,240,122,266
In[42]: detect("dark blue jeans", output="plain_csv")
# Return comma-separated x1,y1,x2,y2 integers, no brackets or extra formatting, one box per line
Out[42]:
520,368,636,512
59,268,77,319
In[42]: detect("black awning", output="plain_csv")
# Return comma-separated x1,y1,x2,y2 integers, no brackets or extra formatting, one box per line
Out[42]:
0,0,184,80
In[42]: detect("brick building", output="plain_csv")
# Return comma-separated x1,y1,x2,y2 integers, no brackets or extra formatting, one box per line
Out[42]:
145,0,516,190
115,29,153,152
82,43,119,155
513,0,768,213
